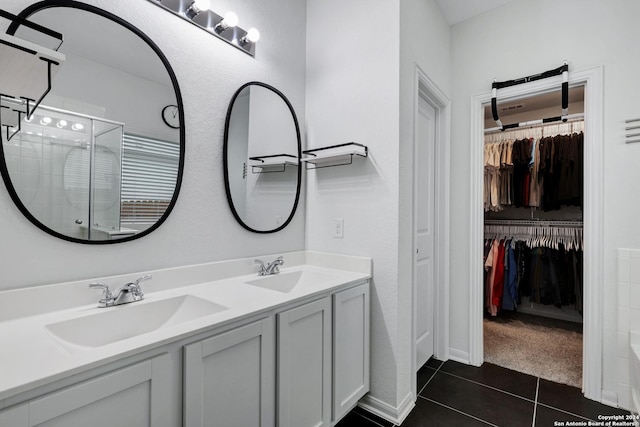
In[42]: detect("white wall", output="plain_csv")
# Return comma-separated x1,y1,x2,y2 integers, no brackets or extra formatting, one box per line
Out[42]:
0,0,306,290
399,0,450,407
306,0,450,419
305,0,402,413
449,0,640,406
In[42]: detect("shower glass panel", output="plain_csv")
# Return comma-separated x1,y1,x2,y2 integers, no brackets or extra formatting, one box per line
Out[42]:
4,105,124,240
91,121,122,238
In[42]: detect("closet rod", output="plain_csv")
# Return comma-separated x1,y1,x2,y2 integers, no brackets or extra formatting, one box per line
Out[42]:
484,113,584,134
484,219,583,228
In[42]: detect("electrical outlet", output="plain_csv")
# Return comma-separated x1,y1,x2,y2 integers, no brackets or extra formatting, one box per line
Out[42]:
332,218,344,238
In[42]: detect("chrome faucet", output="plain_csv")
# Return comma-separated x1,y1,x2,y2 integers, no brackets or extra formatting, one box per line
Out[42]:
255,256,284,276
89,274,151,308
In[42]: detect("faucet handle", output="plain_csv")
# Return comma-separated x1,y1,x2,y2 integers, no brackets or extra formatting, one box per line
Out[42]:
89,282,113,306
89,282,112,297
135,274,152,285
255,259,266,275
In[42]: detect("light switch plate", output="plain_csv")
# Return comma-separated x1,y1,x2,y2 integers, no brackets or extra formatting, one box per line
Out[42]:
332,218,344,238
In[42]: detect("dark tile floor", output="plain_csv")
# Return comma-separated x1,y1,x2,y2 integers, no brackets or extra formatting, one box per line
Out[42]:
336,358,631,427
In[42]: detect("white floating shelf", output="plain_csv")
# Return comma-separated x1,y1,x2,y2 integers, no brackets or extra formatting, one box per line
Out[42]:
0,10,65,140
301,142,368,170
249,154,299,173
0,33,65,103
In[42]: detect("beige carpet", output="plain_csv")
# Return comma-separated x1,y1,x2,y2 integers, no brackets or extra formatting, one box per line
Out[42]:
484,312,583,388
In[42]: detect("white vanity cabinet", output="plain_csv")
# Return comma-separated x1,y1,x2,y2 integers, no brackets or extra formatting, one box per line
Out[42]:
183,317,275,427
276,281,370,427
277,296,333,427
0,354,171,427
0,262,371,427
332,282,370,423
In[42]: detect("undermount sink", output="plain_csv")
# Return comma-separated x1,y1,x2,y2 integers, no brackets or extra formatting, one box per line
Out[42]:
245,270,336,293
45,295,227,349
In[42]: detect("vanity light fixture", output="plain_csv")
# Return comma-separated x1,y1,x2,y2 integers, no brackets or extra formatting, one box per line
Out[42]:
146,0,259,57
213,11,238,34
184,0,210,20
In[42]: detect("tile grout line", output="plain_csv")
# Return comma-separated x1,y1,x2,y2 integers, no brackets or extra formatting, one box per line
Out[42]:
532,377,539,427
433,369,537,403
418,396,499,427
441,368,597,422
417,360,444,396
535,402,595,422
354,412,390,427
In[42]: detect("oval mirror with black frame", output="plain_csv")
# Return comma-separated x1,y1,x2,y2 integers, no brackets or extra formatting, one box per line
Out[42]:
0,0,184,243
223,82,301,233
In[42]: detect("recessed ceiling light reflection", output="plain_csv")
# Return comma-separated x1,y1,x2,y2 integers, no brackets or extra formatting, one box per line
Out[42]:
56,120,68,128
71,123,84,131
40,117,52,125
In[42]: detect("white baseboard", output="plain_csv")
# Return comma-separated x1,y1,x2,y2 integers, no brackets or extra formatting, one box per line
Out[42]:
601,389,618,408
358,392,415,425
448,348,470,365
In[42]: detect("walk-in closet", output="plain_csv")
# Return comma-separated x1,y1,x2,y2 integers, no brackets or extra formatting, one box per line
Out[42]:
482,79,585,388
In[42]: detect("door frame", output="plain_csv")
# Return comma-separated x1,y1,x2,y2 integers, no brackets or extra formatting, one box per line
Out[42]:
411,65,451,399
467,66,604,401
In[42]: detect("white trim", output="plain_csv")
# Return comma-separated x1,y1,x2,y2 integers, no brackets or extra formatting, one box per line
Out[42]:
468,66,604,401
358,391,415,425
601,390,618,408
449,348,471,364
411,64,451,399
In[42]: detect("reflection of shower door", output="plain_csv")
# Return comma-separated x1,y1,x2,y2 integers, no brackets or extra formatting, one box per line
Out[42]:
90,123,123,237
63,145,91,238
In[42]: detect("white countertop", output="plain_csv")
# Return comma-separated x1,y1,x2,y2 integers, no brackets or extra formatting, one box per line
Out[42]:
0,252,371,404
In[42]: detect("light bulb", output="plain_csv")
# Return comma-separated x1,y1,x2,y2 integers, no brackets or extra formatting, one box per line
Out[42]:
56,119,68,128
223,11,238,28
246,28,260,43
214,11,238,33
72,123,84,131
193,0,210,11
185,0,210,19
40,117,51,125
240,28,260,46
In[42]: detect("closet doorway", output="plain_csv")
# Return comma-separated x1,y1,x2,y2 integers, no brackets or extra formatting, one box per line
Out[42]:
483,87,585,387
468,67,604,402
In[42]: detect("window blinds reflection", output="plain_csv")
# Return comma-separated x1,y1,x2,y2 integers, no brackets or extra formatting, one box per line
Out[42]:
121,134,179,224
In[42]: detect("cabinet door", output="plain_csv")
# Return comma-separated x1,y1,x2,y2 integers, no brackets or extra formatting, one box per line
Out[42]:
183,317,275,427
0,404,28,427
332,282,370,422
17,354,171,427
277,297,332,427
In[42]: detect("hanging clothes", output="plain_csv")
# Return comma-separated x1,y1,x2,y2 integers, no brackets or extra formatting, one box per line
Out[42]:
483,238,583,316
483,124,584,212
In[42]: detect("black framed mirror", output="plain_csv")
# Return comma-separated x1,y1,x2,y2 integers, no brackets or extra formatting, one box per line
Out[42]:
223,82,301,233
0,0,184,243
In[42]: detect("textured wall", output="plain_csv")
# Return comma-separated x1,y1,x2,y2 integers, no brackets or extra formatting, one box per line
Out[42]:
0,0,306,290
449,0,640,407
